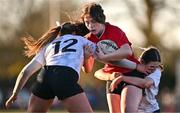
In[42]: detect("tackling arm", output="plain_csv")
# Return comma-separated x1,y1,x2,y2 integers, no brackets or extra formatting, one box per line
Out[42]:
113,75,154,89
82,56,94,73
5,59,42,109
96,44,132,61
94,69,121,81
12,60,42,95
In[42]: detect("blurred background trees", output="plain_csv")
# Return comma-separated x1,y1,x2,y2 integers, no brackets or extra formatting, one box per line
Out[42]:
0,0,179,112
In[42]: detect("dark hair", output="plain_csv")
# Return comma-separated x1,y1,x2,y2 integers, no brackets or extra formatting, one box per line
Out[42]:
81,2,106,24
61,21,89,36
60,22,76,36
73,21,89,36
140,47,161,64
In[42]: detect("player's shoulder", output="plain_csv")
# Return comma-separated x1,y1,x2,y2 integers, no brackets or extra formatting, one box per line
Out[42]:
152,68,161,75
73,34,84,38
73,34,87,41
147,68,161,79
105,22,127,41
105,22,124,33
72,35,91,44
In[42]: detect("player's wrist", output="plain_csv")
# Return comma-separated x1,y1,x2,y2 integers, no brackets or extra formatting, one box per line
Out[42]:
136,63,146,73
12,91,18,96
12,93,18,97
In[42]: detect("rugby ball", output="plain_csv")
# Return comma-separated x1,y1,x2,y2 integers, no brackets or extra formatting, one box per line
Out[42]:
97,40,118,54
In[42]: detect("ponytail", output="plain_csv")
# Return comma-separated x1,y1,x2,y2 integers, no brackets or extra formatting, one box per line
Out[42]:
22,26,61,57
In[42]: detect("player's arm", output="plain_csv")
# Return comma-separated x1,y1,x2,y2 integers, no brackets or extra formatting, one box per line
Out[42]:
82,44,95,73
82,56,94,73
108,59,150,75
12,47,45,95
110,75,154,92
94,69,121,81
13,60,42,95
96,43,132,61
5,59,42,109
95,43,136,68
108,59,137,69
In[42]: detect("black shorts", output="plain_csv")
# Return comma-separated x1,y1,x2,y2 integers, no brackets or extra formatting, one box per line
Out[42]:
31,66,84,100
106,69,145,95
153,109,161,113
153,109,160,113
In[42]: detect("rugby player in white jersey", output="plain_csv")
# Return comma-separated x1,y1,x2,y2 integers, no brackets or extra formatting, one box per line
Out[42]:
109,47,162,113
5,22,96,113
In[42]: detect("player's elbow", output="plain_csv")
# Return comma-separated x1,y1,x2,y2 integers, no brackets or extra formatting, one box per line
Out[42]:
122,44,133,56
22,66,34,77
122,49,132,58
121,47,133,57
127,48,133,56
23,69,30,76
144,81,153,88
19,68,32,80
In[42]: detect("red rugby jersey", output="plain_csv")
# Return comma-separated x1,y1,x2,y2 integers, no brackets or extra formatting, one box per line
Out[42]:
85,22,139,74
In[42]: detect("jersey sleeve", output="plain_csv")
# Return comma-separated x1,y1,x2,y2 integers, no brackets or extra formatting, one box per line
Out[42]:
146,68,161,88
107,24,131,48
32,47,46,66
144,68,161,101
